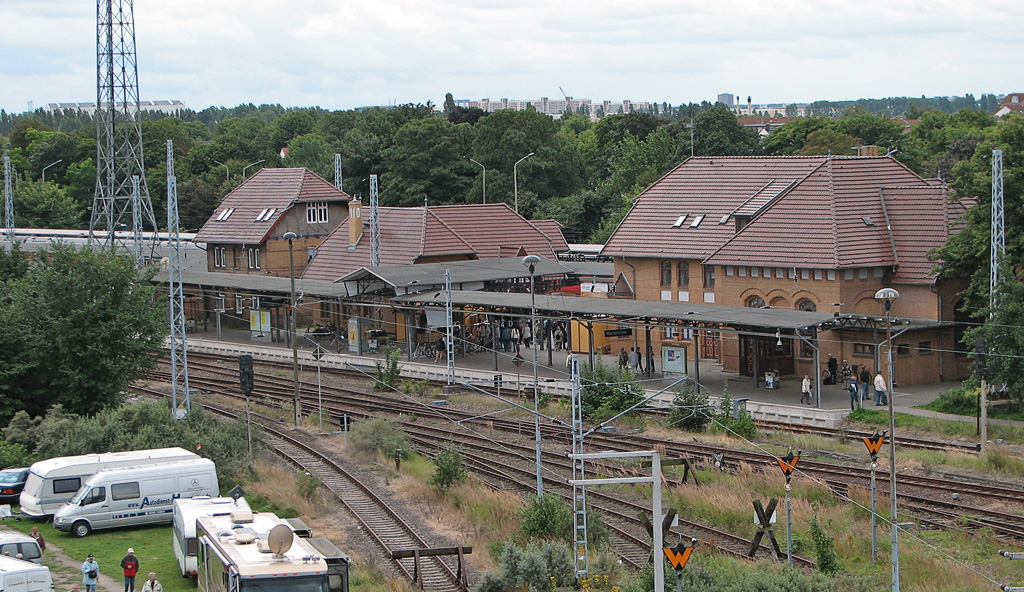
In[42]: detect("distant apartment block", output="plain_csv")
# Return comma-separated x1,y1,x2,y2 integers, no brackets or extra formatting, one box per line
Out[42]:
44,99,186,114
455,97,662,119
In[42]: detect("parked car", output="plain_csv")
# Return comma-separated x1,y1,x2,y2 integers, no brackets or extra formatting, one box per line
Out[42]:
0,468,29,503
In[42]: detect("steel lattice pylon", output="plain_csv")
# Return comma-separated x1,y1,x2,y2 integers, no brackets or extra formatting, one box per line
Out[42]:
369,174,381,267
991,149,1004,313
569,355,590,577
3,156,13,248
334,153,343,191
91,0,157,249
166,140,190,415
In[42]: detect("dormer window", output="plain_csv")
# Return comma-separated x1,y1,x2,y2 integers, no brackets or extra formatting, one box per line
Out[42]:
306,201,329,224
215,208,235,221
672,215,687,228
689,215,705,228
255,208,276,222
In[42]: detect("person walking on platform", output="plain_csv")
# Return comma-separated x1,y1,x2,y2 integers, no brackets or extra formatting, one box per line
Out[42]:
860,367,871,400
618,347,628,370
800,375,812,405
627,347,639,372
874,371,888,405
500,323,511,352
827,354,838,385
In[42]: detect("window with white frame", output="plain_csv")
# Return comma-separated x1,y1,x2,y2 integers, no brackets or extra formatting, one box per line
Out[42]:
306,201,329,224
214,247,226,268
247,248,260,270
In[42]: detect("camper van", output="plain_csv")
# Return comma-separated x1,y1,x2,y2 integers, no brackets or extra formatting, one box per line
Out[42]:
20,447,199,517
172,496,251,579
196,511,349,592
0,555,53,592
53,458,218,537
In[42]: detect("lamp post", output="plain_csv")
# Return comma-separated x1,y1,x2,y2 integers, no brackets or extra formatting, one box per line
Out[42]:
523,254,543,497
211,159,230,182
874,287,900,592
467,158,486,204
243,159,266,179
284,231,301,425
41,159,62,184
513,152,535,214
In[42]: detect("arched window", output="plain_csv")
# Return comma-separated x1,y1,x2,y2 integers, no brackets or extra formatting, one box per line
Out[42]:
797,299,817,312
677,262,689,287
660,261,672,286
746,296,765,308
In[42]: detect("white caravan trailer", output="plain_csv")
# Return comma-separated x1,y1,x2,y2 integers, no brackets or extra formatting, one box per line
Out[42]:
20,447,199,517
196,511,350,592
0,555,53,592
172,496,252,579
53,458,218,537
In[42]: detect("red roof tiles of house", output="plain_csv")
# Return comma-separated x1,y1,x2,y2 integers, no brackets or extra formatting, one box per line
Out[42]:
301,203,568,281
427,203,568,258
602,156,828,260
701,157,962,284
194,168,350,245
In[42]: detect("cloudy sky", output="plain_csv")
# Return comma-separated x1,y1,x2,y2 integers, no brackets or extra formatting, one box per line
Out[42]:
3,0,1021,114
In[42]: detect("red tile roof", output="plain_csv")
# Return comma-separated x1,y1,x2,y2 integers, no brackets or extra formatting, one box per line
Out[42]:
194,168,350,245
882,185,970,284
301,203,566,281
602,156,827,259
704,157,939,274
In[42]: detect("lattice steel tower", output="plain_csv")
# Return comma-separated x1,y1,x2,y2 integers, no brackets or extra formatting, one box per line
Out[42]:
91,0,158,248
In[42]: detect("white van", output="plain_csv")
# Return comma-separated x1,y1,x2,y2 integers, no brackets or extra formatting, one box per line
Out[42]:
0,555,52,592
53,458,218,537
171,495,251,579
0,533,43,565
20,447,199,517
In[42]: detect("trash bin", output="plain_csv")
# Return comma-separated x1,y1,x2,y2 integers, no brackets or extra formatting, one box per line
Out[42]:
764,371,779,389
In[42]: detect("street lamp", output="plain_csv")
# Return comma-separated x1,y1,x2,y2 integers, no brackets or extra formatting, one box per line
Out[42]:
284,231,302,425
513,152,535,214
41,159,62,184
522,254,543,497
467,158,486,204
243,159,266,179
874,287,900,592
211,159,230,182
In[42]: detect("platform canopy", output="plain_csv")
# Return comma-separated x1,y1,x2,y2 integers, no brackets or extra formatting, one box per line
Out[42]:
392,289,842,333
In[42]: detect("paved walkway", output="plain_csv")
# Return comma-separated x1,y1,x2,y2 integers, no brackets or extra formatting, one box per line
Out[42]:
180,324,1019,428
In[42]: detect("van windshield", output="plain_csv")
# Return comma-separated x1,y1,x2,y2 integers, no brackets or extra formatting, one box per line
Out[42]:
22,473,43,497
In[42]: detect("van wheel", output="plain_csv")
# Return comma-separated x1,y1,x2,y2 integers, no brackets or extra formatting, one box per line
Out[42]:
72,521,91,537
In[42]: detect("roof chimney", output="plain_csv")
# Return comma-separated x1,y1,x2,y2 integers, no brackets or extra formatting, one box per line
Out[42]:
348,199,363,247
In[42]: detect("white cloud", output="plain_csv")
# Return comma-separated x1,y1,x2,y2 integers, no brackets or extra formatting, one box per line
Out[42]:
2,0,1022,113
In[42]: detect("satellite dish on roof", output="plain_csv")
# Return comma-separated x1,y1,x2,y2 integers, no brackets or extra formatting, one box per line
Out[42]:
267,524,294,556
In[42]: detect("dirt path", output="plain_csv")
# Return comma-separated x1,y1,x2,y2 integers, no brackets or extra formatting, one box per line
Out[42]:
0,527,119,592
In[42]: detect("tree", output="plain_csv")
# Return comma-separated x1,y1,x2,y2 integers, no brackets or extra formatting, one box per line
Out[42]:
0,244,166,421
686,104,761,157
287,133,333,178
795,128,858,156
380,118,475,206
13,180,84,228
965,272,1024,410
762,116,836,155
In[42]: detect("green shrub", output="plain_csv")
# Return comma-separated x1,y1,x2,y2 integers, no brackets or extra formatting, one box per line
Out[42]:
809,517,840,575
401,379,431,396
487,541,575,592
373,346,402,392
296,471,321,500
922,386,978,416
349,417,410,457
580,363,644,422
667,383,712,432
429,443,469,494
0,440,33,467
520,493,573,541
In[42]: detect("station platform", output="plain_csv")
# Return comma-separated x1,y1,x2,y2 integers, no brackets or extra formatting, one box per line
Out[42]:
174,325,962,429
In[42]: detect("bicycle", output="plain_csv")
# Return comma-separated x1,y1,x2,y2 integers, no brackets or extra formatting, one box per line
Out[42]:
413,341,435,359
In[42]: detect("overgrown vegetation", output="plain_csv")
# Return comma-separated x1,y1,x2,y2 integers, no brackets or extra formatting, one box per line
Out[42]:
711,391,757,441
348,416,410,458
296,470,322,500
580,362,645,422
667,382,712,432
809,518,840,575
476,541,575,592
429,443,468,494
3,400,256,488
372,346,402,392
0,439,32,467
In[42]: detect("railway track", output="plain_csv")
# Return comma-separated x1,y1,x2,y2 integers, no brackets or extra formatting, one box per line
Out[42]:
133,385,469,592
149,354,1024,544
